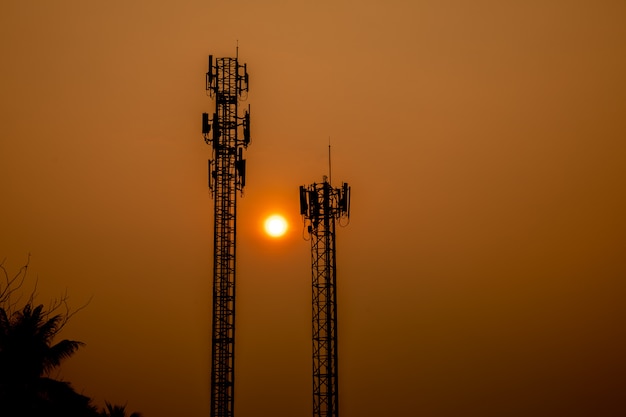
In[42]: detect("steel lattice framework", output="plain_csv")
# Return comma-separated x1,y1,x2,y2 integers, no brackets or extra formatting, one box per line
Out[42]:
202,54,250,417
300,179,350,417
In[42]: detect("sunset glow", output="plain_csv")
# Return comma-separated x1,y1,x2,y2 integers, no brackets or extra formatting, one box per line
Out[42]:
263,215,288,238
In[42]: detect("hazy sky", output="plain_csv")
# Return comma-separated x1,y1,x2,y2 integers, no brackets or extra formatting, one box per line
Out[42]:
1,1,625,416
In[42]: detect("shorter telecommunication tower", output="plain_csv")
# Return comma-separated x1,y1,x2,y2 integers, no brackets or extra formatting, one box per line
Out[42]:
299,174,350,417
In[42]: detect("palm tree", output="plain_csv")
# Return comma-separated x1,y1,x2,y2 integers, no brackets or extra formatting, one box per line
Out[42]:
99,401,143,417
0,303,96,416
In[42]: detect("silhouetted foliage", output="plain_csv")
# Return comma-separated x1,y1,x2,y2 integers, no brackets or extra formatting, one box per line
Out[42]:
0,300,98,416
0,257,135,417
99,401,143,417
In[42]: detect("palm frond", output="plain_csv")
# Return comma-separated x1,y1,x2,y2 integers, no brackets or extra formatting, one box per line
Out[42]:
100,401,142,417
43,339,85,373
36,314,63,342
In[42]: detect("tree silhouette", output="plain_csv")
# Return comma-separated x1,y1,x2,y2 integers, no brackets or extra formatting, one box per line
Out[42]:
0,304,83,380
0,256,143,417
99,401,143,417
0,257,97,416
0,303,97,416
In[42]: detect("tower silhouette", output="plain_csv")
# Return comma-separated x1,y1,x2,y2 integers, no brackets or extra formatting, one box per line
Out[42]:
300,175,350,417
202,52,250,417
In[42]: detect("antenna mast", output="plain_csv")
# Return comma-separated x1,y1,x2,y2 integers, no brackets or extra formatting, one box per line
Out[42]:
328,138,332,186
299,173,351,417
202,51,251,417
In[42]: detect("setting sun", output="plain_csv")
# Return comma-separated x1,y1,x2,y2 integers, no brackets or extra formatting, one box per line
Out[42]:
264,214,288,238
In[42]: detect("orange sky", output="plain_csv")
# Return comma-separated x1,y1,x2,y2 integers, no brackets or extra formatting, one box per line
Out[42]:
1,1,626,416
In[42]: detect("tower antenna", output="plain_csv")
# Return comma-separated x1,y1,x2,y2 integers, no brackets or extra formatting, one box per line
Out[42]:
328,137,332,186
299,163,351,417
201,50,251,417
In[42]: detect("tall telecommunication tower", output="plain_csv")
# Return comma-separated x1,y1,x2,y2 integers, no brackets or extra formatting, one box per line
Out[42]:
202,52,250,417
300,174,350,417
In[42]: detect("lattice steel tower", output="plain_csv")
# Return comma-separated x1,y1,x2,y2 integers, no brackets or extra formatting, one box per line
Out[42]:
300,176,350,417
202,52,250,417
